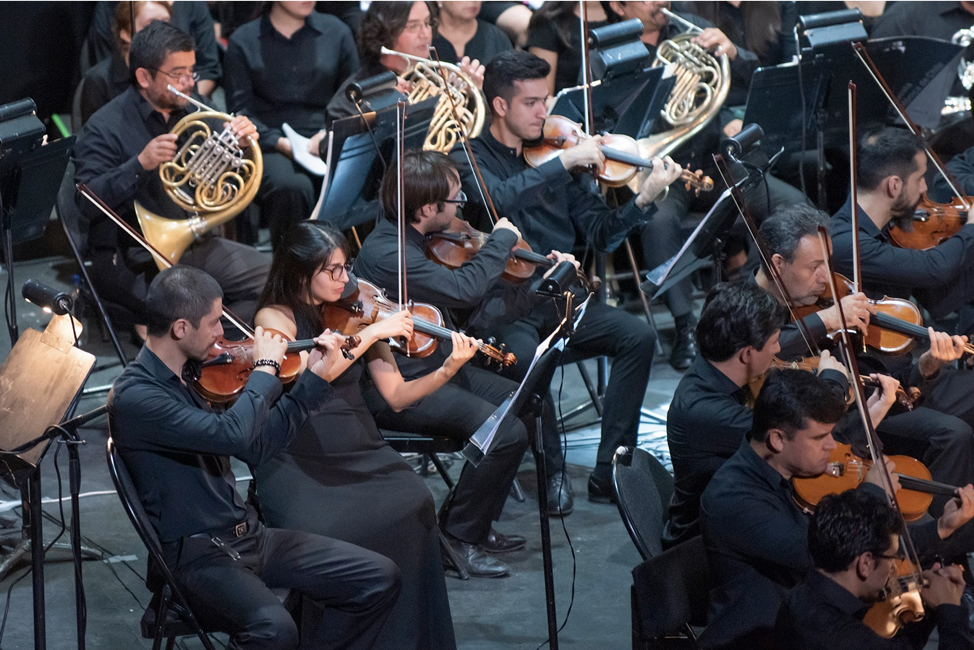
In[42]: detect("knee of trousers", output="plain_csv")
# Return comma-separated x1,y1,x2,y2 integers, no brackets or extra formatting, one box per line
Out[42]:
930,420,974,453
354,556,402,612
492,419,530,457
619,320,658,356
241,603,299,649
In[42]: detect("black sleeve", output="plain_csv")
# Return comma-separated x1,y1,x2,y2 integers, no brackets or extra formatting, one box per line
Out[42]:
181,1,223,83
224,35,282,148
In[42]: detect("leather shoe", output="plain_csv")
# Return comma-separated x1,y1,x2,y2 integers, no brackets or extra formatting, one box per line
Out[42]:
587,472,617,504
547,471,574,517
669,325,698,371
444,535,509,578
484,528,526,554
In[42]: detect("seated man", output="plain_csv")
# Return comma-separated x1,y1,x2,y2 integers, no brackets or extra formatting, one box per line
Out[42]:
74,21,271,338
453,49,683,504
780,489,973,650
699,369,974,649
109,266,400,649
757,203,974,513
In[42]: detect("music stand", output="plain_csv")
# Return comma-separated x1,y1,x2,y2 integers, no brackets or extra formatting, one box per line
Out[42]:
0,312,100,650
551,67,671,139
314,97,437,230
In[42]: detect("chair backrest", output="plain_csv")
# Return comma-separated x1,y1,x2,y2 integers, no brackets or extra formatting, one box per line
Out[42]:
631,535,711,638
613,446,668,559
56,159,88,255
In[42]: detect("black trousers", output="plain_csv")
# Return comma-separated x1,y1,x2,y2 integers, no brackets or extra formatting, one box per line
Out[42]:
90,235,270,328
257,151,316,247
366,364,531,545
494,298,657,471
164,519,401,650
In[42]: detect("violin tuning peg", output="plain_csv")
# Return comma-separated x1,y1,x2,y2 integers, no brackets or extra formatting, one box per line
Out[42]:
487,337,497,347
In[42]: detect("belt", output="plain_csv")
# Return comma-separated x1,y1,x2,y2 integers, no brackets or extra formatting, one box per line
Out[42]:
190,519,249,540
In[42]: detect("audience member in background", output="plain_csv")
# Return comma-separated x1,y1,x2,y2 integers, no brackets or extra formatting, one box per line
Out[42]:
433,1,513,66
224,1,359,246
86,0,222,97
79,0,171,126
527,0,609,96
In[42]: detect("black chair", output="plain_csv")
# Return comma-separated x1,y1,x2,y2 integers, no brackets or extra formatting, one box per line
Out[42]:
106,437,216,650
612,446,670,559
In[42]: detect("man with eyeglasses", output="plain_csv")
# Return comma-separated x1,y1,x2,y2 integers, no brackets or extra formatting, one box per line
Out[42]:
75,20,271,341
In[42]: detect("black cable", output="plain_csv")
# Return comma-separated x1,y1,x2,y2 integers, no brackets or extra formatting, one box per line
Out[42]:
795,25,809,199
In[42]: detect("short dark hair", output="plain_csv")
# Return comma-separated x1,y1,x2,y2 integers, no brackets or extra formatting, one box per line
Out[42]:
380,150,459,223
750,369,846,444
857,128,924,191
257,222,351,334
760,204,830,263
696,281,788,362
809,489,902,573
128,20,194,86
483,50,551,113
358,1,436,69
145,266,222,337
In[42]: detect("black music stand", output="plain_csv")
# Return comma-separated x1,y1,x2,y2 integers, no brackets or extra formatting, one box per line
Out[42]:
0,312,100,650
314,97,437,230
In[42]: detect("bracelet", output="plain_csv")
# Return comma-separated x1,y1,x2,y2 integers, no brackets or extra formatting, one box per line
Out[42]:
253,358,281,377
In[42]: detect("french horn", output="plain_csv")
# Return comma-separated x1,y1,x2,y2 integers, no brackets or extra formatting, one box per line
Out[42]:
380,46,486,154
135,86,262,270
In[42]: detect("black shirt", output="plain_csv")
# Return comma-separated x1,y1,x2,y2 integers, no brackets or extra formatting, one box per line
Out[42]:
79,51,129,127
432,19,513,66
86,1,222,83
454,127,655,256
932,145,974,202
781,569,972,650
224,12,359,150
527,15,609,93
74,86,195,250
108,346,332,542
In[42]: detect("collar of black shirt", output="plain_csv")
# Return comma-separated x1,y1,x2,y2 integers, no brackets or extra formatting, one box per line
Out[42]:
838,196,884,240
480,125,521,161
803,568,871,620
131,87,190,129
259,12,324,39
738,438,793,494
694,355,747,398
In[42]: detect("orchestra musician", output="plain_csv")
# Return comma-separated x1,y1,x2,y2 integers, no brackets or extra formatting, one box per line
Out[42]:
108,265,401,650
757,204,974,512
453,49,683,505
432,1,513,67
73,21,271,339
779,489,972,650
224,1,360,246
353,150,568,519
698,369,974,649
249,221,482,646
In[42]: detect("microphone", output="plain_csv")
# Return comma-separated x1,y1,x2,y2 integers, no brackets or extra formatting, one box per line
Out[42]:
722,123,764,160
346,71,399,103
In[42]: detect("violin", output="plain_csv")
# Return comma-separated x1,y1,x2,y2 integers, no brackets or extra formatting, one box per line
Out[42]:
425,216,602,291
321,278,516,367
887,195,971,251
748,356,920,412
195,329,362,403
523,114,714,193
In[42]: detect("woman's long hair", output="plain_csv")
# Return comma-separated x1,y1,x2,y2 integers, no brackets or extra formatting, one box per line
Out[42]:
257,222,351,334
528,1,579,50
687,2,782,61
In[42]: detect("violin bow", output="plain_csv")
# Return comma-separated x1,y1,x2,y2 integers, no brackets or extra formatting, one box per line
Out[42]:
849,82,862,293
394,99,413,355
852,42,970,210
712,154,821,357
817,225,926,590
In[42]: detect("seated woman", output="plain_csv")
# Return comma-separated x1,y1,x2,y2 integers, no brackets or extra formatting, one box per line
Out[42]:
527,0,609,97
225,1,360,246
432,1,512,67
79,0,171,126
327,1,485,125
251,222,481,650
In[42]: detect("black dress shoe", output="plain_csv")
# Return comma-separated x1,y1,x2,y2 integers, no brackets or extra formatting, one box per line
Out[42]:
587,473,617,504
669,325,698,371
484,528,526,554
444,535,510,578
547,471,574,517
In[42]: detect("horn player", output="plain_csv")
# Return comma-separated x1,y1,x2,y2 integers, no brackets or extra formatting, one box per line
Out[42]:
74,20,270,342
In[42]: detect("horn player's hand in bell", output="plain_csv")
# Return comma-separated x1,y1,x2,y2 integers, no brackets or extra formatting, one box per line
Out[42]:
226,115,259,148
138,133,178,171
635,156,683,209
694,28,738,61
458,56,485,90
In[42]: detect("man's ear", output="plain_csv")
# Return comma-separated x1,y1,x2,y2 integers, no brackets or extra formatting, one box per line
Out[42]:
418,202,438,223
170,318,189,341
492,95,508,118
134,67,153,90
766,428,787,453
854,553,873,581
886,175,903,200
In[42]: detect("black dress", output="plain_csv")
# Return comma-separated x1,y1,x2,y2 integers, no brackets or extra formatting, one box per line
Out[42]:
253,319,456,650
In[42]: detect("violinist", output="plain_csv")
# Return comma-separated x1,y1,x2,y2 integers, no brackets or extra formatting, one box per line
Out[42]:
353,151,567,520
830,128,974,338
698,369,974,650
780,489,972,650
452,50,683,504
757,204,974,511
665,281,866,549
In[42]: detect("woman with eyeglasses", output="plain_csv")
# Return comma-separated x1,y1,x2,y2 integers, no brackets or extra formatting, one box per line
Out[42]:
250,221,480,650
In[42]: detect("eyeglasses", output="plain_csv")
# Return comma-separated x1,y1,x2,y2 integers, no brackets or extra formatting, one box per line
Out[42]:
871,551,900,562
443,190,467,209
403,18,436,34
322,261,353,281
149,67,200,83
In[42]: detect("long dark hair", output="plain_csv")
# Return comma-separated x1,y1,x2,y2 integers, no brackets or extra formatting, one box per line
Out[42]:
686,1,781,61
528,1,579,50
257,222,351,333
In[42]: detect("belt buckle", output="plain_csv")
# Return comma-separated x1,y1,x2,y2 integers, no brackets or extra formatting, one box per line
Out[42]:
233,522,247,538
